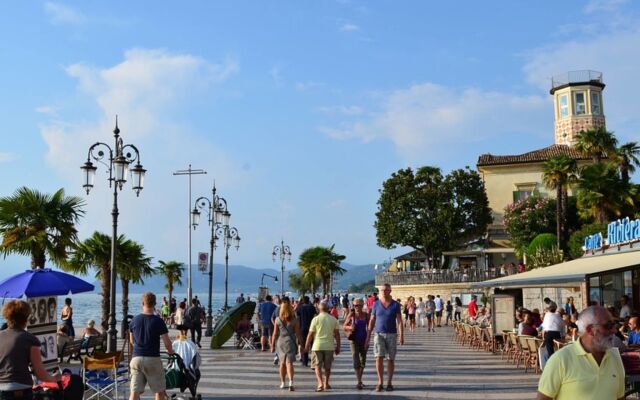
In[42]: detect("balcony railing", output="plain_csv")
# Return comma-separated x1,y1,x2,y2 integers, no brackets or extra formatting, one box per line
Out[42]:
376,269,501,286
551,70,603,90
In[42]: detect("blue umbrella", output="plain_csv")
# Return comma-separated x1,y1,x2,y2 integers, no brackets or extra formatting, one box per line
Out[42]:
0,268,94,298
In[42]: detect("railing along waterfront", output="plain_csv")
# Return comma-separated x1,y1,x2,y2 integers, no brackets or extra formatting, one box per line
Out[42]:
376,269,501,286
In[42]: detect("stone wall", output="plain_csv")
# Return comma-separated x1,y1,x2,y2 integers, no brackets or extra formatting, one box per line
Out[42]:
521,285,583,311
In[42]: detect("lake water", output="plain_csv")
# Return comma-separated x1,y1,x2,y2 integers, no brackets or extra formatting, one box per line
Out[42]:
0,291,252,328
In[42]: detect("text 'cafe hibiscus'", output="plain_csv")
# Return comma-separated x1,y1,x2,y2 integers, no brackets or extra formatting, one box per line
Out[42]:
584,217,640,252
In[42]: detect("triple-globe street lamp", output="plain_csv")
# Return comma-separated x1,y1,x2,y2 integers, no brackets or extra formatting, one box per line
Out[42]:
272,240,292,296
191,184,228,336
219,225,240,310
80,118,146,353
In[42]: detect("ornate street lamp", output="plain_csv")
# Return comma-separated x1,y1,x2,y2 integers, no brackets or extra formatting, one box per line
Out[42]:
80,117,146,353
191,184,227,336
261,273,278,287
220,226,240,310
272,240,292,296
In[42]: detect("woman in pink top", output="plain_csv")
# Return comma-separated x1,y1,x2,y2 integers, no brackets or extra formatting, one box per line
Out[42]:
407,297,417,333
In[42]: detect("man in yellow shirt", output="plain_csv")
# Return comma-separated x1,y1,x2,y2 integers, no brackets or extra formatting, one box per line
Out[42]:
304,301,340,392
537,305,624,400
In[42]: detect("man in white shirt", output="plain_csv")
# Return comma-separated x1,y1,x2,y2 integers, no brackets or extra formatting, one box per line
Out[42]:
619,295,631,319
542,303,564,357
416,297,426,328
434,295,444,328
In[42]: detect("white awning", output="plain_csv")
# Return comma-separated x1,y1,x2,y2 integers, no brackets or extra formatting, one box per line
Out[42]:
473,249,640,288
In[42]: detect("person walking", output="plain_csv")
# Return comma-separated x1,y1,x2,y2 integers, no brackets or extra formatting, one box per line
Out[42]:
271,301,303,391
343,297,370,390
537,306,624,400
304,301,340,392
296,295,317,367
365,283,404,392
416,297,426,328
407,297,416,333
258,295,277,352
425,295,436,332
128,292,174,400
541,302,564,357
434,295,444,327
236,293,245,304
445,300,453,326
468,295,478,320
186,298,205,348
454,297,462,321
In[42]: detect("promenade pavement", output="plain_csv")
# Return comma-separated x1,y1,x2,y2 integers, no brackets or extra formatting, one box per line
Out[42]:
151,324,539,400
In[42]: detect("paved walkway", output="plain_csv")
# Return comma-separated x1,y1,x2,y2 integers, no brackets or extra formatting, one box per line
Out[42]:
155,324,540,399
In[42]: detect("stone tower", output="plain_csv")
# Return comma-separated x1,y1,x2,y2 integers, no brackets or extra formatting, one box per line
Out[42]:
550,70,606,146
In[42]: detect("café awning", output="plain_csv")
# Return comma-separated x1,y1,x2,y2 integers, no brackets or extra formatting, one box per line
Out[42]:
473,249,640,288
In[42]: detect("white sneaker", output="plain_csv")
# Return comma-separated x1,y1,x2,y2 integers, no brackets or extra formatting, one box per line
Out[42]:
280,382,285,389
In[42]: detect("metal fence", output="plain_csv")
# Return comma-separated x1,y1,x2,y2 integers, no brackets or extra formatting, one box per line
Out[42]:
551,70,602,89
375,269,501,286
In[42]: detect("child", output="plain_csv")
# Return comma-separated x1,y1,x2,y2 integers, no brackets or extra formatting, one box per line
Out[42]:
445,300,453,326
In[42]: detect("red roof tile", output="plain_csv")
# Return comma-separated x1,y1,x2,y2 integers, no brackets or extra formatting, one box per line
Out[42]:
477,144,590,166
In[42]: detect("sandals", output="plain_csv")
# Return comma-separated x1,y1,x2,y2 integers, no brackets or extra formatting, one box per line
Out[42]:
315,386,324,392
324,384,332,390
386,384,395,391
356,382,364,390
375,384,384,392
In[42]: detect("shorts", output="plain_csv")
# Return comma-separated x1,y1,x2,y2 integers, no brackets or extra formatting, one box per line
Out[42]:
130,356,165,394
350,341,367,370
435,310,443,317
426,313,433,320
408,314,415,321
261,323,273,337
373,332,397,361
311,350,334,370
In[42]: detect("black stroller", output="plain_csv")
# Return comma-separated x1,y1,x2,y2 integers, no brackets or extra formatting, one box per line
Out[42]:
166,353,201,400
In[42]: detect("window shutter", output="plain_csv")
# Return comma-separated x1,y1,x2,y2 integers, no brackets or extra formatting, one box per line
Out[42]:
512,191,519,203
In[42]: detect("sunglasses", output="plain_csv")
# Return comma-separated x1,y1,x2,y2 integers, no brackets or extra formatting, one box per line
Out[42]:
354,304,363,307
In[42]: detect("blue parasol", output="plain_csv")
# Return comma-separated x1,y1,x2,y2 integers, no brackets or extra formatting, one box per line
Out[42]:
0,268,94,298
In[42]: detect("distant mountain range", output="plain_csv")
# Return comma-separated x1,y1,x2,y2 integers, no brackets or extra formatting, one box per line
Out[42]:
113,262,377,294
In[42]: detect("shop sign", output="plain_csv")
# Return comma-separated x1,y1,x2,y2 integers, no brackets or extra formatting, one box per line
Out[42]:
583,217,640,251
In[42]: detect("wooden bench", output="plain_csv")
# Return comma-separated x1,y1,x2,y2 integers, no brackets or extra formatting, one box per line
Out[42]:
59,339,84,363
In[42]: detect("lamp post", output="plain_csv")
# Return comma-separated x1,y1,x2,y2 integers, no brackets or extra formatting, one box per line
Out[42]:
220,225,240,310
261,273,278,287
191,184,228,337
80,117,146,353
272,240,292,296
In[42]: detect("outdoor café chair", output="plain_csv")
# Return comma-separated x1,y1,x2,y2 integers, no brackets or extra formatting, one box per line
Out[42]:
517,335,531,370
82,354,128,400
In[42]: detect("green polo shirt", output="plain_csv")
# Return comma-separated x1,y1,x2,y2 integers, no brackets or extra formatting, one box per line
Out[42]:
309,312,338,351
538,339,624,400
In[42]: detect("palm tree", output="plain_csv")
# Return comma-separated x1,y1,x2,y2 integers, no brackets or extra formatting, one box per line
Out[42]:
0,187,84,269
576,163,635,223
298,245,346,296
615,141,640,183
288,271,318,297
118,241,153,334
65,231,146,330
156,260,184,303
574,127,618,162
542,155,577,248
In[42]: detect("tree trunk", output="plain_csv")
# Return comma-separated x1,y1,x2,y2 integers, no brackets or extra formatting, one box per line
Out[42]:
561,187,568,249
121,278,129,322
32,251,46,269
556,185,562,248
168,283,173,305
622,164,630,183
101,264,110,331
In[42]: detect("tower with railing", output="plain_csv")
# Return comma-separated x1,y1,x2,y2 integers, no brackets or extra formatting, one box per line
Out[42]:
550,70,606,146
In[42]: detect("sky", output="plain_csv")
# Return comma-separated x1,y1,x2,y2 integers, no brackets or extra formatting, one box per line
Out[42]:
1,0,640,280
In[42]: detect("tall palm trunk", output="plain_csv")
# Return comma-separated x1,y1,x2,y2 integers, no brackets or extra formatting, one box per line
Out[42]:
100,264,110,331
120,277,129,338
32,251,46,270
556,185,562,248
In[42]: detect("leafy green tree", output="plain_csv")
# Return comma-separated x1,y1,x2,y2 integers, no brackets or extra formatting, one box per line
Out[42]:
576,162,636,223
65,231,147,330
527,246,564,269
0,187,84,269
526,233,557,257
156,260,184,303
543,155,577,247
375,166,491,267
567,222,607,260
504,196,556,257
297,245,346,296
348,279,376,294
574,127,618,162
615,142,640,183
118,241,153,333
288,271,318,296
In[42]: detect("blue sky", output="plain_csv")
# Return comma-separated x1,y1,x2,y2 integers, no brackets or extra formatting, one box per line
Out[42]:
1,1,640,279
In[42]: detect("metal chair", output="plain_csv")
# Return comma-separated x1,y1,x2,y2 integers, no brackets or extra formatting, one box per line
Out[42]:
82,354,128,400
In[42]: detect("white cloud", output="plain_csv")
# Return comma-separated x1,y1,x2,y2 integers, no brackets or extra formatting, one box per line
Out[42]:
295,81,324,91
39,48,245,262
316,105,364,116
35,105,59,116
340,23,360,32
584,0,629,13
0,152,16,163
44,2,87,25
320,82,549,163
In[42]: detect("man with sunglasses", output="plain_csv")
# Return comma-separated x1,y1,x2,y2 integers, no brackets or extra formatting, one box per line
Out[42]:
537,306,624,400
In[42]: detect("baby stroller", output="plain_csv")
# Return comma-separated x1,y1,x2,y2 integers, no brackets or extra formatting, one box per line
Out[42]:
167,343,201,400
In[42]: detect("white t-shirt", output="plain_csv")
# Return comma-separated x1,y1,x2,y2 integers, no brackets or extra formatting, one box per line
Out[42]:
434,297,444,312
620,304,631,319
417,301,426,314
542,311,564,333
